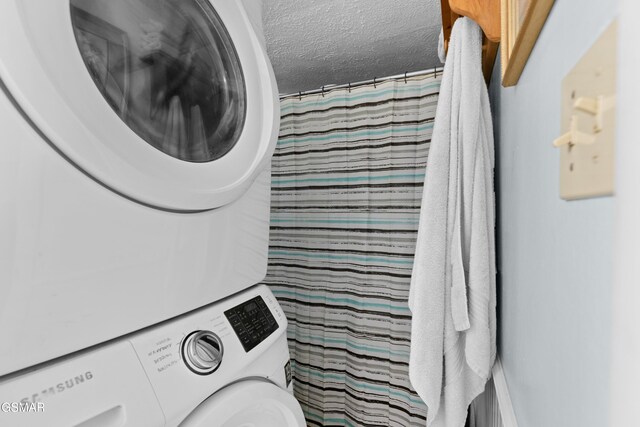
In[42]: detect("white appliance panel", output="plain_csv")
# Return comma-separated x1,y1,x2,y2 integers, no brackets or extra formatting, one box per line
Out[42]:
0,342,165,427
0,286,304,427
0,89,271,376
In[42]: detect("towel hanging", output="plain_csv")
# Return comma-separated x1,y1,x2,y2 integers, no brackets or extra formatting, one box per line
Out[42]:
408,17,497,427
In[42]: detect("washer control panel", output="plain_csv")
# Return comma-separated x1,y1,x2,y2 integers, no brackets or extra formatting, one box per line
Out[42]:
127,285,287,424
224,296,278,352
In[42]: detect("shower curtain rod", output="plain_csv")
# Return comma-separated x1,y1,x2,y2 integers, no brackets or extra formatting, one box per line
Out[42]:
279,67,444,100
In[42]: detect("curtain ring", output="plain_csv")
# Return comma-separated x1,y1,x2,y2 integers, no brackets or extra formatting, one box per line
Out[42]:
404,71,408,84
373,77,377,88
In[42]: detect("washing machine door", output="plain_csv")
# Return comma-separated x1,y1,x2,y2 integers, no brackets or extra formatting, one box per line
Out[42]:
181,380,306,427
0,0,278,211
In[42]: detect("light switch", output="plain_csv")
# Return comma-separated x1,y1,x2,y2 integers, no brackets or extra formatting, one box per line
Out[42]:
556,20,616,200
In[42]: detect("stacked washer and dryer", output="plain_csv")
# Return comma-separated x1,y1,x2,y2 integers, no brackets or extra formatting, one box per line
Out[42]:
0,0,305,425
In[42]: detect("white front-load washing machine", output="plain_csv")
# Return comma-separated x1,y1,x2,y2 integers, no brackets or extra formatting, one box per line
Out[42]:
0,0,279,377
0,285,306,426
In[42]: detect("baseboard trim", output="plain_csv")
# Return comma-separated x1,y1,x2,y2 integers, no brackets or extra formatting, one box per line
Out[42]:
491,357,519,427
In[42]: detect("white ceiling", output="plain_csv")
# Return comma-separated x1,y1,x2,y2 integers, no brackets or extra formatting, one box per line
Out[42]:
262,0,443,95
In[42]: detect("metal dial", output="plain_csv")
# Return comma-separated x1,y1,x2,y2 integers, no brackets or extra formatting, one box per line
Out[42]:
182,330,223,375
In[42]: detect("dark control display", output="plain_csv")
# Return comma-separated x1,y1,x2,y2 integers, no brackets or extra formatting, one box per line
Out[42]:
224,296,279,352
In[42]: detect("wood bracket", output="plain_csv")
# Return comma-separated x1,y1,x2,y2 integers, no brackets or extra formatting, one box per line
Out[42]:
440,0,501,83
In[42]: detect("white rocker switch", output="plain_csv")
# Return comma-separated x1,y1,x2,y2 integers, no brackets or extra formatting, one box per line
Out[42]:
555,20,617,200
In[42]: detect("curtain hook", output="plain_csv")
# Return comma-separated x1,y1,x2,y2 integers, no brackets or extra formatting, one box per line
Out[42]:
433,67,437,78
348,82,352,93
298,91,302,101
404,71,408,84
321,85,325,97
373,77,377,89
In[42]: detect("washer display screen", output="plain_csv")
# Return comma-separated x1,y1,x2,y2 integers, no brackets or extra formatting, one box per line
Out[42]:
70,0,247,163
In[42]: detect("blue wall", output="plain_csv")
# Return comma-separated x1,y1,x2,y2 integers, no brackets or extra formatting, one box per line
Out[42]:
489,1,618,426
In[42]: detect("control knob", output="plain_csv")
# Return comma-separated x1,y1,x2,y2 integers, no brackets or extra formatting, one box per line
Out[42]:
181,330,223,375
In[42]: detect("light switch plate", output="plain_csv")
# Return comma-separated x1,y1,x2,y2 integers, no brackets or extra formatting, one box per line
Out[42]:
559,20,617,200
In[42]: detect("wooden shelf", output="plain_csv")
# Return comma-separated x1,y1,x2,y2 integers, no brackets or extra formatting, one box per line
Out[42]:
440,0,555,86
440,0,500,83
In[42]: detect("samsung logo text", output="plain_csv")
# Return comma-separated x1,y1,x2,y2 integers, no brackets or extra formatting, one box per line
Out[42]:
20,371,94,403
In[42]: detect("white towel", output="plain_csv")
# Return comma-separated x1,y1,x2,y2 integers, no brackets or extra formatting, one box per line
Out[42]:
408,17,496,427
438,28,446,64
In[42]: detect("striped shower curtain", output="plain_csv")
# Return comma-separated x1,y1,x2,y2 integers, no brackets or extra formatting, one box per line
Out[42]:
263,73,441,427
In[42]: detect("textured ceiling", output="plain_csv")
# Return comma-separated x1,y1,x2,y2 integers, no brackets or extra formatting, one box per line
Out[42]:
262,0,443,95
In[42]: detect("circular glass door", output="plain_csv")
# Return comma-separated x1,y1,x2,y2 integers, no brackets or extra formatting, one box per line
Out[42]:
70,0,246,163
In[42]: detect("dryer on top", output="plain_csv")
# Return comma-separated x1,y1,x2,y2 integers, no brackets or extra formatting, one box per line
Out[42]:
0,0,278,211
0,0,279,377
